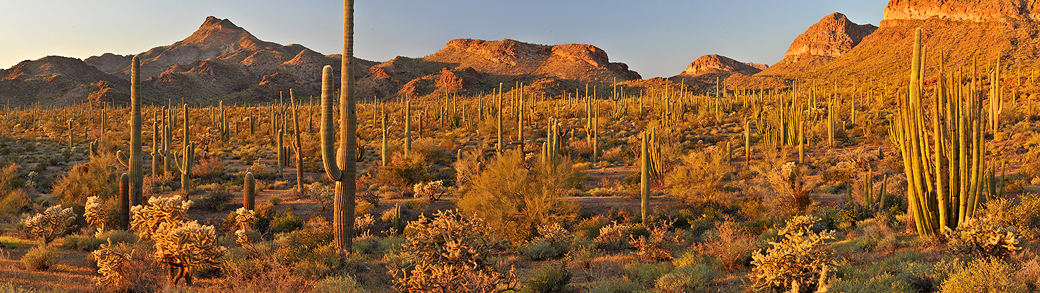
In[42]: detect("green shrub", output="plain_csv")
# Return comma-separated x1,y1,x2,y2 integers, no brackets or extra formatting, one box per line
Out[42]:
457,150,580,244
587,278,643,293
654,264,715,293
622,262,672,285
377,153,430,188
270,207,304,234
526,264,572,293
196,189,233,212
51,153,119,205
61,235,105,251
524,223,574,260
829,272,915,293
22,245,57,271
269,196,282,205
940,258,1027,293
524,241,561,261
314,275,369,293
574,216,609,239
664,146,733,205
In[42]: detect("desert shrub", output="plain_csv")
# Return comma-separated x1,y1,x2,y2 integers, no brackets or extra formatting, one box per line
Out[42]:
196,189,234,212
574,215,609,239
750,215,836,292
944,215,1021,259
694,218,757,271
587,278,643,293
631,222,678,261
982,194,1040,238
19,204,76,244
313,275,369,293
654,264,715,293
270,207,304,234
763,162,815,215
377,153,430,187
523,223,574,260
51,152,118,205
61,234,105,251
458,149,580,244
664,146,733,205
940,257,1027,293
829,272,914,293
594,222,634,251
622,261,672,285
21,245,57,271
386,209,518,292
526,264,572,293
307,182,334,211
821,160,857,185
269,196,282,205
856,219,898,253
194,155,225,179
0,163,30,219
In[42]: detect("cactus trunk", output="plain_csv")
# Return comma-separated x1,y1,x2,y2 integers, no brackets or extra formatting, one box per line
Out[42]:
244,172,255,211
321,0,358,253
129,55,144,208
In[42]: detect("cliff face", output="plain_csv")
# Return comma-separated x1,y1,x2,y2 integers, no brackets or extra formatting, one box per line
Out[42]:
758,12,877,77
678,54,762,77
883,0,1040,24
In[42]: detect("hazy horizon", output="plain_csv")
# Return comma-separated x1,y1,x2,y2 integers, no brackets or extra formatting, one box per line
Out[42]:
0,0,886,78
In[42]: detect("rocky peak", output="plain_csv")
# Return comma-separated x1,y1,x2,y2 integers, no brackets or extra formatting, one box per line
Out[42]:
883,0,1040,24
785,12,877,58
679,54,762,76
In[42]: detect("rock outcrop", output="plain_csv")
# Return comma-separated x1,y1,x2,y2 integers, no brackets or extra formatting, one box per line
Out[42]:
758,12,877,77
883,0,1040,24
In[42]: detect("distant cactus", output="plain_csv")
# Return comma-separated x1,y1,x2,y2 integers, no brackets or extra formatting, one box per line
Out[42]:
172,104,195,197
244,172,255,211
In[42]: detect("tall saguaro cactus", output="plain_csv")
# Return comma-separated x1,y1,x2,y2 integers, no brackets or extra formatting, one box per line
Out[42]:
172,104,195,196
320,1,358,252
128,55,144,207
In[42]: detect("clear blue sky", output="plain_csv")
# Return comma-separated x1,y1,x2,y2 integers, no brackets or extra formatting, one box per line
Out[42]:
0,0,887,78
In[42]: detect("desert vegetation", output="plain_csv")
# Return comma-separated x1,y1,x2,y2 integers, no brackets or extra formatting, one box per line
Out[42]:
7,3,1040,293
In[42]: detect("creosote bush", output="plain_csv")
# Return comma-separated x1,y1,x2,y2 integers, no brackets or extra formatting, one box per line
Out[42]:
664,146,734,205
22,245,57,271
940,257,1027,293
526,263,572,293
387,209,518,292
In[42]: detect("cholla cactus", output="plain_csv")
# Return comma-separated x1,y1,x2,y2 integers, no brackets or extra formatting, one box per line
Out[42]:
152,220,226,285
130,196,192,240
943,215,1021,258
84,196,107,235
595,221,633,251
387,210,517,292
750,215,836,292
354,214,375,238
413,180,448,202
233,207,256,231
91,239,134,288
20,205,76,244
129,195,222,285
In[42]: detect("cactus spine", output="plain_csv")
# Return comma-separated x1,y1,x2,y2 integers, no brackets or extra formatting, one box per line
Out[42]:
244,172,255,211
320,15,358,252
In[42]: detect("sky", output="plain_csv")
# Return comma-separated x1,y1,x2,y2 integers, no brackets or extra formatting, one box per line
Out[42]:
0,0,887,78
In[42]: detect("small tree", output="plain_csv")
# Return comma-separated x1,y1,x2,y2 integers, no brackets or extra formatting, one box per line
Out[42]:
19,205,76,244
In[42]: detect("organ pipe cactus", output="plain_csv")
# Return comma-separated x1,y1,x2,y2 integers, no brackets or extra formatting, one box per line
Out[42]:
890,28,987,236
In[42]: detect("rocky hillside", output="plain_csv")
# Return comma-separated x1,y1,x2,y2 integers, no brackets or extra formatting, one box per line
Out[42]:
668,54,785,91
2,17,644,106
758,12,877,77
359,38,642,98
801,0,1040,84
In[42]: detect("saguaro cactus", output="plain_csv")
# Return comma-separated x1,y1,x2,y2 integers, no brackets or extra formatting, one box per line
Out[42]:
405,99,411,158
244,172,255,211
128,55,144,208
118,173,129,230
640,131,650,226
320,8,358,252
172,105,195,197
